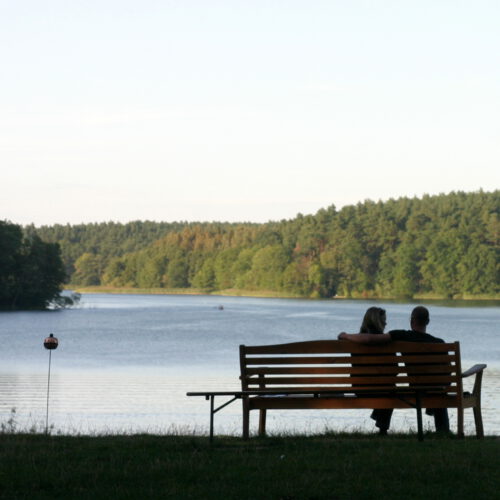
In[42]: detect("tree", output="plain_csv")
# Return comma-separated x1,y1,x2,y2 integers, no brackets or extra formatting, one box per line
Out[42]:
0,222,68,309
391,241,420,298
214,248,239,290
191,257,216,290
231,248,257,289
282,261,309,295
136,254,166,288
73,253,103,286
163,251,189,288
420,231,465,298
0,221,23,304
15,234,67,309
458,243,499,295
307,261,325,298
250,246,289,290
101,257,126,287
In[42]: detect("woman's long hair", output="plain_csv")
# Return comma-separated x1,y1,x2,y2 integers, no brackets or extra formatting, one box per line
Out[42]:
360,307,386,334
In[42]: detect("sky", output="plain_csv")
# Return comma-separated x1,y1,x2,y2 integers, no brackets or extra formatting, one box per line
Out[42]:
1,1,499,226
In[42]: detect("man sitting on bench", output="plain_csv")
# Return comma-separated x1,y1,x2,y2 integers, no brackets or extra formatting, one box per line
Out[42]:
338,306,450,435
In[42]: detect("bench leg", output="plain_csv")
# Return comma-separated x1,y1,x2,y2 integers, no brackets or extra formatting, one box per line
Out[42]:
209,395,215,443
472,369,484,438
258,409,267,436
473,405,484,439
457,406,464,438
242,398,250,440
416,392,424,442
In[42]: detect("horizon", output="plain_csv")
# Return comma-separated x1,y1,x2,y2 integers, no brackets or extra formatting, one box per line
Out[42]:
1,2,499,227
6,188,496,228
4,189,498,228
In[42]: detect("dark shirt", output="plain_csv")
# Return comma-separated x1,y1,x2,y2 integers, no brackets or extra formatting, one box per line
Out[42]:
388,329,444,343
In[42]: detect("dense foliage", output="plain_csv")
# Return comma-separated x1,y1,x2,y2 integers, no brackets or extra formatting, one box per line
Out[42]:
35,191,499,299
0,221,68,309
34,220,256,284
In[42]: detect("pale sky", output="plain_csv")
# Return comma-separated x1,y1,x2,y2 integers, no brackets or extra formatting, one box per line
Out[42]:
1,1,499,226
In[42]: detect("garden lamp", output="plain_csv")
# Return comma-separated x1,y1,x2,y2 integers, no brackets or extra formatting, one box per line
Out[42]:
43,333,58,433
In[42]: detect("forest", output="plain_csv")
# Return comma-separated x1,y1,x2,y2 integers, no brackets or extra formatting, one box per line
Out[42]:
0,221,69,309
33,190,499,299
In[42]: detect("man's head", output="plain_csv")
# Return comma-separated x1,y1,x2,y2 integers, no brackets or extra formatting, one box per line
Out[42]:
410,306,430,332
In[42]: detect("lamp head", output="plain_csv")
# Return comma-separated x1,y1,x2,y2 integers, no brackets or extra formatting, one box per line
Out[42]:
44,333,58,350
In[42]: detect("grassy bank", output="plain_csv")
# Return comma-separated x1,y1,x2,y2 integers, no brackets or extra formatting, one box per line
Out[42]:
1,433,498,499
71,286,304,299
70,286,500,301
71,286,208,295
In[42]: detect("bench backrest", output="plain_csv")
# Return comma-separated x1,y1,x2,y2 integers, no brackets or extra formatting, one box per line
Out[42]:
239,340,462,395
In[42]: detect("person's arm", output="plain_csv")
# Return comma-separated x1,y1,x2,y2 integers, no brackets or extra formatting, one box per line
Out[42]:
337,332,392,344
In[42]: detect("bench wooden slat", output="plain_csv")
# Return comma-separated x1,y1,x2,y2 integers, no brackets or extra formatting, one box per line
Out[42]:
248,394,461,411
244,354,456,365
250,385,395,392
396,355,455,364
244,385,457,393
243,340,457,355
245,375,458,386
245,365,456,375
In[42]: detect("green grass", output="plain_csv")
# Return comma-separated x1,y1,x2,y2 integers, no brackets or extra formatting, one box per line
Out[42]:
1,432,498,499
72,286,304,299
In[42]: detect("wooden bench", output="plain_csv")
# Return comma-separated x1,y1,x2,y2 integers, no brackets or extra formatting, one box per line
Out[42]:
240,340,486,440
187,340,486,441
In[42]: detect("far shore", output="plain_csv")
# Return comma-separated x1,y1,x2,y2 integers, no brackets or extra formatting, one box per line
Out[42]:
68,286,500,302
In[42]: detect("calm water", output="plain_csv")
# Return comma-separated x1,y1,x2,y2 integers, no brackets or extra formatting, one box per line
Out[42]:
0,294,498,436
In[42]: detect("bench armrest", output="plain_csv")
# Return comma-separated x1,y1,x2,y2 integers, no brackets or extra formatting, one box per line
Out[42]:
461,364,487,378
461,363,487,401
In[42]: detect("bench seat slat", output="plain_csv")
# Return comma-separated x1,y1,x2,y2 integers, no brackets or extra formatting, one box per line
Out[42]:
248,394,462,411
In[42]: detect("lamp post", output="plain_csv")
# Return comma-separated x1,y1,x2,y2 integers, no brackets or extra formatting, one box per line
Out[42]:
43,333,58,434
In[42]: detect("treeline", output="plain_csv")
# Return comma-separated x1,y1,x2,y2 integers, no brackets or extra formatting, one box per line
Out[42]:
35,191,499,299
34,220,257,284
0,222,68,309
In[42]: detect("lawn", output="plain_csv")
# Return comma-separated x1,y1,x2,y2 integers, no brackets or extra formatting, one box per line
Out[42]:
1,432,498,499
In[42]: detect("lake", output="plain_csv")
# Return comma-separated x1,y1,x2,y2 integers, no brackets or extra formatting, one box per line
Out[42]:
0,293,499,436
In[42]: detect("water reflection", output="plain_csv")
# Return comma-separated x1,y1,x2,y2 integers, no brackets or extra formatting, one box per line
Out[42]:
0,368,498,436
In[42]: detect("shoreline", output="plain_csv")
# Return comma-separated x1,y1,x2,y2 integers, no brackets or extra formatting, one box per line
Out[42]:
69,286,500,303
